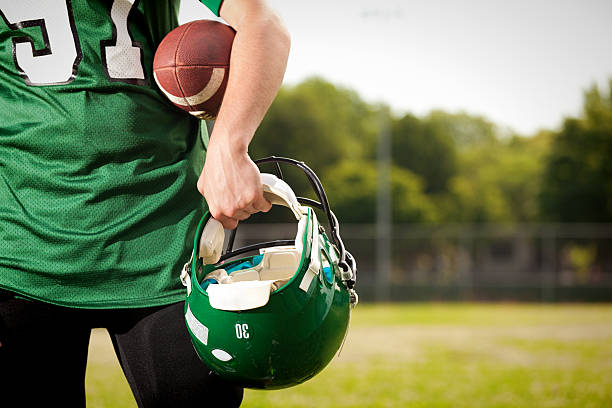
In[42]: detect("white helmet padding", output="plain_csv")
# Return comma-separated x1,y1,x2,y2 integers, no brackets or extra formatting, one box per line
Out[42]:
260,173,303,221
199,218,225,266
207,280,276,311
198,173,303,266
197,173,320,311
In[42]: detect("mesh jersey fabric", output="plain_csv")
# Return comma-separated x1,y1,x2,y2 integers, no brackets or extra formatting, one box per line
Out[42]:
199,0,224,17
0,0,219,308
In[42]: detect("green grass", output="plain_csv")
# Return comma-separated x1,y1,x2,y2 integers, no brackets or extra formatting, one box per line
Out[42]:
85,303,612,407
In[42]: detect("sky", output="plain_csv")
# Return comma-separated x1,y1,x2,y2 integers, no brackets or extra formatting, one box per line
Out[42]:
179,0,612,135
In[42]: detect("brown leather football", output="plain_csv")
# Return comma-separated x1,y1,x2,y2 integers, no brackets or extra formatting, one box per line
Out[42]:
153,20,235,120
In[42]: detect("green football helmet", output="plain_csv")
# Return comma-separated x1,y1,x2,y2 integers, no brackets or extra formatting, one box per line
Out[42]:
180,157,358,390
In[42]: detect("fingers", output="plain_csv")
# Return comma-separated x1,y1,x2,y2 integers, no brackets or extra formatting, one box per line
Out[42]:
252,194,273,213
214,214,238,230
210,209,247,230
210,198,270,230
196,149,273,229
242,197,272,216
234,209,252,220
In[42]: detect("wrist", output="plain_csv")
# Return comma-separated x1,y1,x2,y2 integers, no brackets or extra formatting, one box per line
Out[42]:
209,126,250,156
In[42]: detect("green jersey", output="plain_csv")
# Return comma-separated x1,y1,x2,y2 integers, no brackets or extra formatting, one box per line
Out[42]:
0,0,221,308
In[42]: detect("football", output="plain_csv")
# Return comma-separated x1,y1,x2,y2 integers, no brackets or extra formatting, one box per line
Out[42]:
153,20,235,120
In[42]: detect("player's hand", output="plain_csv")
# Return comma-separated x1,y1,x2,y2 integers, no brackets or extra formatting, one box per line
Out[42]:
197,139,272,230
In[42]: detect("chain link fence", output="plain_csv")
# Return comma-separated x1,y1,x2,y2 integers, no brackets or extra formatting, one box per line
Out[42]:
230,223,612,302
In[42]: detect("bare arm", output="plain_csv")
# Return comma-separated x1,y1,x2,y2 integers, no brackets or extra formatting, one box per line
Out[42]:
197,0,290,229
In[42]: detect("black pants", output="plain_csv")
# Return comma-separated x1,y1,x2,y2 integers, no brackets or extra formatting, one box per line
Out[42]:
0,290,243,407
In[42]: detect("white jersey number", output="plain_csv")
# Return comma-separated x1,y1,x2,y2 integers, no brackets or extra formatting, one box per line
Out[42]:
101,0,145,83
0,0,81,85
0,0,146,86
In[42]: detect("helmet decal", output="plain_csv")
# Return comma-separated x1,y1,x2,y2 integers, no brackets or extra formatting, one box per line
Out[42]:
185,305,208,346
211,349,233,362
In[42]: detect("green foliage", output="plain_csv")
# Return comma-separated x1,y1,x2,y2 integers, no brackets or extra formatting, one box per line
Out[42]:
540,81,612,222
250,77,378,206
251,77,377,172
426,110,498,149
566,244,598,284
248,76,612,224
323,160,438,223
391,112,458,193
442,132,551,222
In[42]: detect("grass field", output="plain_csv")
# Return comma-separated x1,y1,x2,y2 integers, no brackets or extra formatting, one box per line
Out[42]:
85,303,612,407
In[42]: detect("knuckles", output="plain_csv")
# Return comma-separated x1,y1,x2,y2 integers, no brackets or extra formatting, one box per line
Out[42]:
210,205,242,220
198,179,266,225
244,190,260,204
209,207,224,220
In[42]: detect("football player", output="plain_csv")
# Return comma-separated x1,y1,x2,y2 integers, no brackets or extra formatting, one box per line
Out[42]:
0,0,289,406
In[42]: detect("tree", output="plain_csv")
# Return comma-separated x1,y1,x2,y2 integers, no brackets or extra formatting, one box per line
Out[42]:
540,81,612,222
251,77,377,179
323,160,438,224
250,77,379,221
391,113,458,194
426,110,498,149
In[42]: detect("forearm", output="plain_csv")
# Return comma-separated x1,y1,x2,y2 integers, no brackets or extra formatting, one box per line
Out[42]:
196,0,288,228
214,0,291,152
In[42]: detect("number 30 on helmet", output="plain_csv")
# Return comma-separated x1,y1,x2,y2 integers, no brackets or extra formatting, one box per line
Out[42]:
180,157,358,390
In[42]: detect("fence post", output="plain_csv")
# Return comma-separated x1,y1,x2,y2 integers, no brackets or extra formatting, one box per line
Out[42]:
376,107,392,302
542,225,557,302
460,226,475,299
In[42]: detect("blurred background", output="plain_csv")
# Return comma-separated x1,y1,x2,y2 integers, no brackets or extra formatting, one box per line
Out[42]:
87,1,612,407
181,0,612,303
